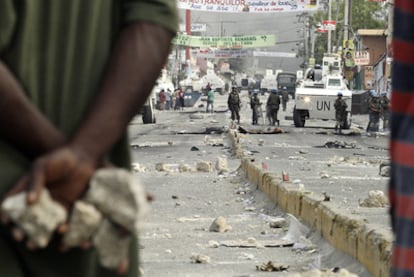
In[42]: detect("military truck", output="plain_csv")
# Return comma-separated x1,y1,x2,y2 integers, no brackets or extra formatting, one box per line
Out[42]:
293,75,352,128
277,72,297,99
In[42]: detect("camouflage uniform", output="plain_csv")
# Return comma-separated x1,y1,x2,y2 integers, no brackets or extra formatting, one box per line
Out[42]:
227,88,241,123
250,93,261,125
334,94,348,133
367,96,381,132
266,91,281,126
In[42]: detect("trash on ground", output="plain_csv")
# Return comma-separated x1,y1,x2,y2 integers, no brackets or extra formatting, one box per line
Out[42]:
256,261,289,272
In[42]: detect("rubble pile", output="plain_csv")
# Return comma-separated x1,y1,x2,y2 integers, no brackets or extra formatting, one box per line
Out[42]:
1,168,149,270
359,190,389,208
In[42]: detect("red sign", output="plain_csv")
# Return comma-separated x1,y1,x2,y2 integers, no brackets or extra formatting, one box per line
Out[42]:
317,20,336,33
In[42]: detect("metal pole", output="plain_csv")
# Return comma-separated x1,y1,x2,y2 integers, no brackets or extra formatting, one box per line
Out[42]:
185,10,191,61
327,0,332,53
343,0,349,42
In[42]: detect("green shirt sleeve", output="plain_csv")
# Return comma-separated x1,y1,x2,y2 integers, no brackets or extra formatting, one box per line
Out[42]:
0,0,16,54
122,0,179,33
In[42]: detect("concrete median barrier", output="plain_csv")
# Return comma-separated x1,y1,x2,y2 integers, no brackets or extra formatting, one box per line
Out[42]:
228,128,392,277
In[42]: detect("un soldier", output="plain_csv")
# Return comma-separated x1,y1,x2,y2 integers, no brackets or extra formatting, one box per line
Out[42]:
228,86,241,124
281,89,289,111
380,92,390,131
334,92,348,133
367,90,381,132
250,90,262,125
267,89,281,126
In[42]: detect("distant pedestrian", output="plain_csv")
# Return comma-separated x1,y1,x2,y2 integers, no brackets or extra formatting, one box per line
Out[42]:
250,90,262,125
172,89,178,110
334,92,348,133
266,89,281,126
366,90,381,132
228,86,241,123
206,88,215,113
165,89,171,110
159,89,166,110
178,88,185,110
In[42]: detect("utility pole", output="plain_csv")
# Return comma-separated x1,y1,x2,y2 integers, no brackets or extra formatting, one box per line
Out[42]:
185,10,191,61
327,0,332,53
343,0,350,42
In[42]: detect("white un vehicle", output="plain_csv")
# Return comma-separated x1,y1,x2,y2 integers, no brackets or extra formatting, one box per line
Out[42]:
293,74,352,128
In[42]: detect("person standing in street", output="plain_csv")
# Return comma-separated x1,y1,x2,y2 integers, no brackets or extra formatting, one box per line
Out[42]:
380,92,390,131
366,90,381,132
334,92,348,134
0,1,178,277
159,89,166,111
206,88,215,113
266,89,281,126
228,86,241,124
250,90,262,125
172,89,178,111
165,89,172,110
178,88,185,110
281,89,289,112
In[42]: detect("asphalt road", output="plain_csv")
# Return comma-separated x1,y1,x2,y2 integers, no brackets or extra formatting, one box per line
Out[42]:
128,91,389,276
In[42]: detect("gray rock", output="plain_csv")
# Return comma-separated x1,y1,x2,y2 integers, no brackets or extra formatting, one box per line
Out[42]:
359,190,389,208
197,161,213,172
269,218,288,228
1,190,67,248
84,168,150,232
190,254,211,264
63,201,103,247
215,157,229,174
93,220,131,269
209,216,232,232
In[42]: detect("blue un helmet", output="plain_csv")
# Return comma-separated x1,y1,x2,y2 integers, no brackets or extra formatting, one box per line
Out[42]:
270,89,278,94
370,89,378,97
337,92,343,97
253,89,259,94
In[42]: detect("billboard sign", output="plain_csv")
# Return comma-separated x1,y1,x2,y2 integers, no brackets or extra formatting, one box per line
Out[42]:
173,34,276,49
177,0,319,13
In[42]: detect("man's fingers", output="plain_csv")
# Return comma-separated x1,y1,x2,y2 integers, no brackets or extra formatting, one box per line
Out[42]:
26,240,38,251
27,163,46,204
116,258,129,275
57,223,69,234
11,227,25,242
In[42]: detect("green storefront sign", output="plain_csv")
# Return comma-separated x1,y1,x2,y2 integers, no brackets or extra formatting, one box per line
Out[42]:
173,34,276,49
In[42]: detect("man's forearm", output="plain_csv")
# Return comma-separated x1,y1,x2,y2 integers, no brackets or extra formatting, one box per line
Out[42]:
0,62,66,158
70,22,174,161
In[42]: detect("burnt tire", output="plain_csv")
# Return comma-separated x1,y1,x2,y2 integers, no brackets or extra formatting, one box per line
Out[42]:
142,105,156,124
293,108,305,127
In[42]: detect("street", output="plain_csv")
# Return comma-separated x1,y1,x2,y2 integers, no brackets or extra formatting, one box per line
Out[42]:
128,91,390,276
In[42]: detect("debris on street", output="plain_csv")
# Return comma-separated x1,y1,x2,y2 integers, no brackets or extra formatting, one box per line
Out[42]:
318,140,357,149
359,190,389,208
190,254,211,264
209,216,232,232
220,239,293,248
256,261,289,272
238,126,282,134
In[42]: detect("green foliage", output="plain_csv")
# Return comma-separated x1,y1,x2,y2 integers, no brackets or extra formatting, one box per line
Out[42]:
311,0,387,64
